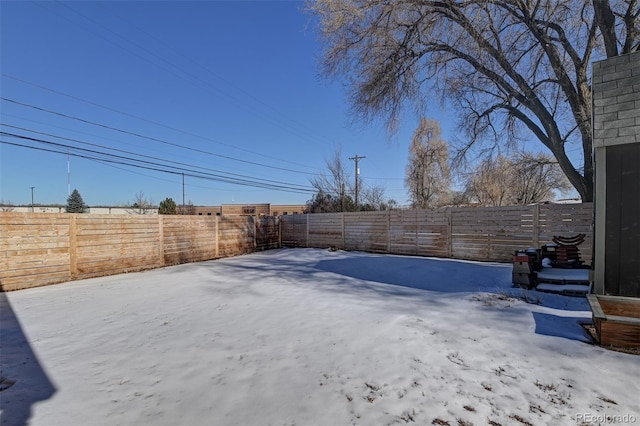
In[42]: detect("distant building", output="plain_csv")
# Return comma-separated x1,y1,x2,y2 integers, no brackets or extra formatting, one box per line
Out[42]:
193,206,221,216
269,204,307,216
1,205,157,215
222,204,271,216
194,204,307,217
1,203,307,216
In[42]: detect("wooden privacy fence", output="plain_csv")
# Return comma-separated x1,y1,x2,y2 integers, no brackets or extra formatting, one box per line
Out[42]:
281,203,593,264
1,205,593,291
0,213,280,291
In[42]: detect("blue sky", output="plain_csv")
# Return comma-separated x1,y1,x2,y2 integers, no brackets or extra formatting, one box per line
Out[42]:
2,1,460,207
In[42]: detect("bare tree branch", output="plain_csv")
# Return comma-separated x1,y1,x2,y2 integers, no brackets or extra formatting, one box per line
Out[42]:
309,0,640,202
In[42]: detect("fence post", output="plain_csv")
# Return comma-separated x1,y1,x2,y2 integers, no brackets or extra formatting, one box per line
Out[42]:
532,204,540,249
69,214,77,279
415,209,419,255
158,215,165,266
342,212,346,249
253,215,257,250
487,210,492,260
387,210,391,253
215,215,220,258
306,213,310,248
447,207,453,258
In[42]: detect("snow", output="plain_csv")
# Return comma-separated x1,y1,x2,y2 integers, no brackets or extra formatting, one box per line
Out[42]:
1,248,638,426
536,283,590,296
537,268,590,283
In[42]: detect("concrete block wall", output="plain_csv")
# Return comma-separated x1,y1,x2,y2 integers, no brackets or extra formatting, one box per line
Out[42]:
592,51,640,148
592,51,640,296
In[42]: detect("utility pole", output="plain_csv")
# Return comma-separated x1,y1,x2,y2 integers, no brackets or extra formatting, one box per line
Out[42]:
30,186,35,212
349,154,366,210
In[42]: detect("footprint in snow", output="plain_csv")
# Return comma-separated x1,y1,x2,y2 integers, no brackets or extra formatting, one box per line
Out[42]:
446,352,468,367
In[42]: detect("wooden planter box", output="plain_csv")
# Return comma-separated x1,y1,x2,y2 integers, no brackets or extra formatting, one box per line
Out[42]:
587,294,640,349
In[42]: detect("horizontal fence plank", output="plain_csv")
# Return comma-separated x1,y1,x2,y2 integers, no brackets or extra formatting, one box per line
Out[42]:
281,204,593,263
73,215,163,277
0,213,70,225
1,272,72,291
3,205,594,291
162,216,218,266
0,213,72,290
1,213,282,291
280,214,307,247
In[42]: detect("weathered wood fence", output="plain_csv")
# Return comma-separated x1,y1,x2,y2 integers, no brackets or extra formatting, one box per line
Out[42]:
0,213,280,291
1,204,593,292
281,203,593,264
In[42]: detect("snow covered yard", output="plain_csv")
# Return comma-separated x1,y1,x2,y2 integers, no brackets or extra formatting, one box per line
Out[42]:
1,248,638,426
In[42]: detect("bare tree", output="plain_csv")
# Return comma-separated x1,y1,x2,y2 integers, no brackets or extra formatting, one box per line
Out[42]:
309,147,354,212
405,118,451,208
360,183,391,210
309,0,640,202
511,152,571,204
464,156,514,207
309,147,396,211
0,201,15,212
127,191,155,215
464,153,570,206
178,201,197,215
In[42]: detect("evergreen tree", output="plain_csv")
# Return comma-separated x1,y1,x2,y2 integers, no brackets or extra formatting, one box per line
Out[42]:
158,197,178,215
66,189,88,213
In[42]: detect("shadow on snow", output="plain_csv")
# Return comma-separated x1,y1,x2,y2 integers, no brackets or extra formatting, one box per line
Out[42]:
314,253,511,294
532,311,592,343
0,293,57,426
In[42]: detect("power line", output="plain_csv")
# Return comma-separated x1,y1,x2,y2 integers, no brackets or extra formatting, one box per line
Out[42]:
90,156,266,193
0,132,316,194
1,73,324,175
3,74,323,172
5,106,409,188
2,137,314,195
1,124,315,191
1,121,275,192
1,97,319,176
29,1,332,155
4,112,261,181
92,1,333,150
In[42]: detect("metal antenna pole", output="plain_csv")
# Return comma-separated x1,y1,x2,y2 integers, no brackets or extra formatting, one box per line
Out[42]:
67,150,71,196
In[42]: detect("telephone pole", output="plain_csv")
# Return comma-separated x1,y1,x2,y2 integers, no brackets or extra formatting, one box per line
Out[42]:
349,154,366,209
30,186,35,212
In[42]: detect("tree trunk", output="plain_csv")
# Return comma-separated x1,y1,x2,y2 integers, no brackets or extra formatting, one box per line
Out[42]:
594,0,619,57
